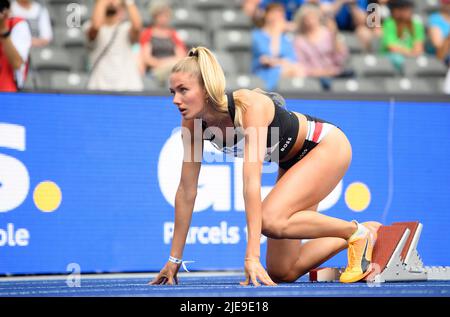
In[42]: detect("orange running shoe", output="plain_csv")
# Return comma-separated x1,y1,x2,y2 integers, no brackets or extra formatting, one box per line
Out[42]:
339,221,378,283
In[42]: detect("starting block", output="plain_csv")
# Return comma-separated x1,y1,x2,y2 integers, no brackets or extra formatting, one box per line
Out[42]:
309,221,450,283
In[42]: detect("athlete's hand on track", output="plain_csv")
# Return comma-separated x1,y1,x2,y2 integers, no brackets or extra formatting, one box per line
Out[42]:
240,258,277,287
149,261,180,285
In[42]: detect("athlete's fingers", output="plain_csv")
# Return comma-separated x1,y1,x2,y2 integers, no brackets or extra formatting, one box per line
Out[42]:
149,274,164,285
261,273,277,286
258,272,270,286
167,276,175,285
257,271,269,286
174,275,179,285
260,269,277,286
239,275,250,286
250,273,260,287
267,277,277,286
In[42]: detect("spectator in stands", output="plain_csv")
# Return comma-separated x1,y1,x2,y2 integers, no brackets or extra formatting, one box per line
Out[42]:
84,0,143,91
428,0,450,66
243,0,266,26
293,3,351,90
244,0,320,29
140,1,186,86
381,0,425,73
260,0,306,21
0,0,31,92
10,0,52,47
252,3,304,90
320,0,374,52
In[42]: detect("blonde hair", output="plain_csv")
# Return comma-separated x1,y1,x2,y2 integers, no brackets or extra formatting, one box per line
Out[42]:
148,0,171,20
294,3,323,34
172,46,248,127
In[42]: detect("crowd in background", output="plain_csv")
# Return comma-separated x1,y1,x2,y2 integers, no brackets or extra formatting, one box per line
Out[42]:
1,0,449,93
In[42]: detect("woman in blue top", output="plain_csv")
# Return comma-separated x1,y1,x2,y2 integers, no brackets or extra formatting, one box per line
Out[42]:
251,3,304,90
428,0,450,65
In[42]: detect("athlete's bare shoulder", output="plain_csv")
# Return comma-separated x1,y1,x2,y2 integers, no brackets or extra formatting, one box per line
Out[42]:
233,88,273,108
232,88,274,126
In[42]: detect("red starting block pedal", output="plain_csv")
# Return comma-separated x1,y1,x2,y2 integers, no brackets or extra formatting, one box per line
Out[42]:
309,267,343,282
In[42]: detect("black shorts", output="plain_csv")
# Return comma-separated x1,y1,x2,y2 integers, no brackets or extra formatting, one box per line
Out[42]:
278,115,340,171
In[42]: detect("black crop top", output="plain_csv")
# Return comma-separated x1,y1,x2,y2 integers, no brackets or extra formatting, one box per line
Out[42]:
202,91,299,162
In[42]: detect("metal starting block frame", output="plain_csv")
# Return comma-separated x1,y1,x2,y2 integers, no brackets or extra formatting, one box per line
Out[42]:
309,221,450,283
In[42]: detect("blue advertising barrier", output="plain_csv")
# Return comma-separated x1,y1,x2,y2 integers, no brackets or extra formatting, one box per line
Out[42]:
0,93,449,275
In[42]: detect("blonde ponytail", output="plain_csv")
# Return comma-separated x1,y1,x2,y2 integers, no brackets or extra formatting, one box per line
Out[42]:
172,46,250,127
194,47,228,113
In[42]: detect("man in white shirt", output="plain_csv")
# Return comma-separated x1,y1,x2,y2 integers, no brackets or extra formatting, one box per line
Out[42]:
0,0,32,91
84,0,143,92
11,0,52,47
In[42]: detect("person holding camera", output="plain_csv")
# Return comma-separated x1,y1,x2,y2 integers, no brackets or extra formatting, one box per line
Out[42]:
0,0,31,92
84,0,143,91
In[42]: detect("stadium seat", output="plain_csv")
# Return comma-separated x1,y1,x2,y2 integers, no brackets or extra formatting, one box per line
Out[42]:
226,74,267,91
351,54,398,78
142,76,166,94
170,0,241,9
50,71,89,90
277,77,323,94
412,0,440,15
208,9,253,32
30,47,73,87
167,0,188,7
233,51,253,74
331,78,384,93
383,77,435,94
47,4,63,27
190,0,228,14
22,70,44,91
211,51,238,75
341,32,363,54
176,28,209,49
429,78,447,95
213,30,252,73
214,29,252,52
52,26,86,67
57,26,87,71
403,56,447,78
30,47,72,71
171,7,206,31
62,27,85,47
49,1,92,27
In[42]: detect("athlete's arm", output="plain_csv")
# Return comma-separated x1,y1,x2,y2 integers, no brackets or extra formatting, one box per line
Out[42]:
236,89,276,286
170,117,203,260
150,117,202,285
